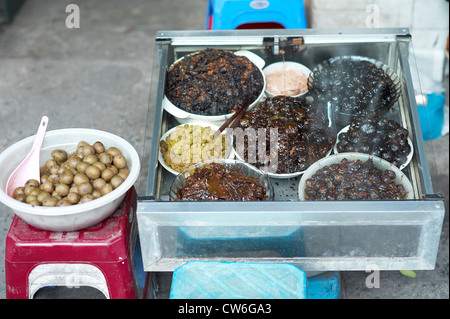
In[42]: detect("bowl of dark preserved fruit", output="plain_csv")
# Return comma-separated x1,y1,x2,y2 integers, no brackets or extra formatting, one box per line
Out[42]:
307,56,401,127
298,153,413,201
169,159,273,201
164,48,266,124
334,115,413,170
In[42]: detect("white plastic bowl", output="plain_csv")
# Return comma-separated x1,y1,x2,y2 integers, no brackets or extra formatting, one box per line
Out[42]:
158,121,235,176
263,61,311,98
163,50,266,125
298,152,414,201
333,125,414,170
0,128,140,231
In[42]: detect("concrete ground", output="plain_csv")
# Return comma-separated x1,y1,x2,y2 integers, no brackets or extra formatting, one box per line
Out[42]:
0,0,448,299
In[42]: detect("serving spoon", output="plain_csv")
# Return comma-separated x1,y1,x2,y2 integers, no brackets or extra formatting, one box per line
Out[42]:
6,116,49,197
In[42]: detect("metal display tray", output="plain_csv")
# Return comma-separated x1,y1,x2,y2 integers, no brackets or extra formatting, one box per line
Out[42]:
137,29,445,272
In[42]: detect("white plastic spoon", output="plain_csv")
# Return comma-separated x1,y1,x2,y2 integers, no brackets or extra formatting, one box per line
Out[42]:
6,116,49,196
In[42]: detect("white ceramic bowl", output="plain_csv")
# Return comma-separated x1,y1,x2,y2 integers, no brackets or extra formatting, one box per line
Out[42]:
263,61,311,98
298,152,414,201
0,128,140,231
158,122,235,176
334,125,414,170
163,50,266,125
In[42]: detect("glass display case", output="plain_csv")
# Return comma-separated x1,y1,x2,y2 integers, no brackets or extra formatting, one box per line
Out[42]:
136,29,445,272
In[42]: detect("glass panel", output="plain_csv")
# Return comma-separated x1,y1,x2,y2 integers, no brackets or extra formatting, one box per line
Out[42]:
405,41,440,196
137,198,444,271
162,225,420,259
139,41,163,197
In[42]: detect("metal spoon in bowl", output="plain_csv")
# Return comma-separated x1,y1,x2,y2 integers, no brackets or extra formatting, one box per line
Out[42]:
6,116,49,197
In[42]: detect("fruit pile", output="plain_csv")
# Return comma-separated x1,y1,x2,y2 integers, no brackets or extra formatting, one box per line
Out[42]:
336,115,411,168
304,158,408,201
308,57,398,117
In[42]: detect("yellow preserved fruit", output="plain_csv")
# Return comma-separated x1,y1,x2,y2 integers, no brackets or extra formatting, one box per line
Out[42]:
160,124,230,173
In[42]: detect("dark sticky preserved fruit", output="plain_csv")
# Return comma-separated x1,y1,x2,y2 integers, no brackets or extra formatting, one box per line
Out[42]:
236,96,335,174
337,115,411,167
165,48,264,116
176,163,267,201
304,158,407,201
308,58,398,117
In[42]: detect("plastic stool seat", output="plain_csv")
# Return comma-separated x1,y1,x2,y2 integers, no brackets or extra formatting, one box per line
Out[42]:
206,0,307,30
169,262,341,299
170,261,307,299
5,188,138,299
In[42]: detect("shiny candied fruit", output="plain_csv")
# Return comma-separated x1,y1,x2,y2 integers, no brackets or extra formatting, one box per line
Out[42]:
337,115,411,167
308,59,397,117
304,158,407,201
237,96,335,174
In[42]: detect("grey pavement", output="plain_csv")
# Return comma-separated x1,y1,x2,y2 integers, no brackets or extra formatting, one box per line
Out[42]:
0,0,448,299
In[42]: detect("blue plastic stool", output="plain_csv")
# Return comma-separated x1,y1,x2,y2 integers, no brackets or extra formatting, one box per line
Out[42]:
170,262,307,299
307,272,340,299
170,262,340,299
206,0,307,30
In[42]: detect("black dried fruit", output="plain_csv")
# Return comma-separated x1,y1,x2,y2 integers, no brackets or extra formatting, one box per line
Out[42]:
337,115,411,168
308,58,398,117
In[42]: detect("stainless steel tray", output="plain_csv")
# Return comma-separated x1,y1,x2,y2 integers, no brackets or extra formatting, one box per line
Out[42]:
137,29,445,272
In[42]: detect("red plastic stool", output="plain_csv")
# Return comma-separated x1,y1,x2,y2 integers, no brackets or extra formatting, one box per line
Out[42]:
5,187,138,299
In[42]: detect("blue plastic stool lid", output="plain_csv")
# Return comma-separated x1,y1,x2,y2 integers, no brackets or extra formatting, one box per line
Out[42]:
170,261,307,299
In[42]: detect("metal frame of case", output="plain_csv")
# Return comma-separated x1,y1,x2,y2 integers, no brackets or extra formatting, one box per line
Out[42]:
137,28,445,272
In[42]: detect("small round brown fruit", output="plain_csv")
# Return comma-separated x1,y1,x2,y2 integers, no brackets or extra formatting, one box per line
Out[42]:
93,141,105,154
74,173,89,185
100,183,113,196
42,196,58,207
106,147,121,157
51,149,68,162
101,168,116,182
98,153,113,166
92,178,107,190
85,165,101,180
110,175,124,189
59,169,74,185
113,154,127,169
55,183,70,197
40,180,55,193
67,192,80,204
78,182,93,196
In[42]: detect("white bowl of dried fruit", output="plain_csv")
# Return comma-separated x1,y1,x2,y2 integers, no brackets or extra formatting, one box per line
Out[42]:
158,122,234,176
0,128,140,231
